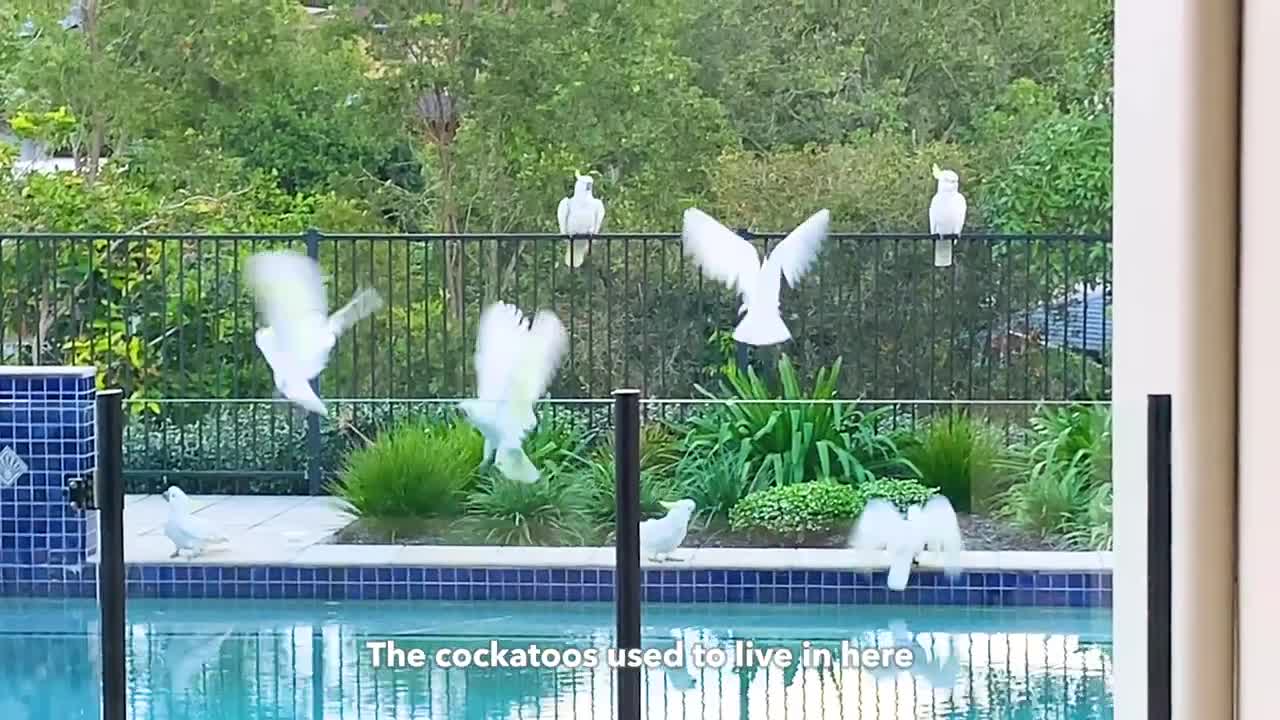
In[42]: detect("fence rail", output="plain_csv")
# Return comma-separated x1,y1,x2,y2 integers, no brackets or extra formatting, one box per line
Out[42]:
1,231,1110,399
1,230,1111,493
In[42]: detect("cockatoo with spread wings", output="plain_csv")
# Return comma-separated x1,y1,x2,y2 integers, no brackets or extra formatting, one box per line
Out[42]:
558,174,605,268
849,495,964,591
245,250,383,416
680,207,830,346
244,248,381,412
928,163,967,267
459,301,568,483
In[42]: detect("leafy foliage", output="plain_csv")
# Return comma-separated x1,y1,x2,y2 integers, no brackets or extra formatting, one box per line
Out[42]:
857,477,940,513
462,473,596,547
728,480,864,540
673,441,752,525
330,418,483,519
993,404,1111,547
688,355,915,490
900,412,1005,513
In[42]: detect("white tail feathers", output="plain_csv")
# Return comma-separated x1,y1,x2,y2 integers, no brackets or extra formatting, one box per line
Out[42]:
732,308,791,346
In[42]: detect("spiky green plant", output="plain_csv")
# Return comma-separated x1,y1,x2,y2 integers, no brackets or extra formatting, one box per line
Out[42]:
686,354,915,490
902,411,1005,513
329,418,484,519
462,473,596,546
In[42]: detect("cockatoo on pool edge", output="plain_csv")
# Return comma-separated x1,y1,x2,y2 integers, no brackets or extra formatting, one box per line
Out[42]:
245,250,384,416
163,486,230,559
928,164,967,267
848,495,964,591
558,174,605,268
680,207,829,347
458,301,568,484
639,499,697,562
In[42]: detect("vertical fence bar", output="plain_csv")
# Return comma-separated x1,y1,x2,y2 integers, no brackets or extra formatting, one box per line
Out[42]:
97,388,126,720
1147,393,1172,720
613,388,642,720
304,228,323,495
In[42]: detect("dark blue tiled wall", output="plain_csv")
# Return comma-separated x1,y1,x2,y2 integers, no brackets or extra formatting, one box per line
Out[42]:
0,370,96,571
0,564,1112,608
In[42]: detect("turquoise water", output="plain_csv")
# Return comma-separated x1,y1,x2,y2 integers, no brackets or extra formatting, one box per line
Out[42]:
0,598,1112,719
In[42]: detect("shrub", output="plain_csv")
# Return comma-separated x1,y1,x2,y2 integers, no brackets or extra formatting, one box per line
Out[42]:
728,480,864,539
329,418,484,519
686,355,915,492
901,412,1005,513
580,421,686,525
462,473,596,546
858,477,939,512
674,442,751,524
994,404,1112,546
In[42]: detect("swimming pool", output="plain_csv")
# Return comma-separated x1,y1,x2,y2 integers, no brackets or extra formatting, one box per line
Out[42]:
0,598,1112,719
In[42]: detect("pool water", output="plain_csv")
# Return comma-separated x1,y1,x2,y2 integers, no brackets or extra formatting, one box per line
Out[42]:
0,598,1112,719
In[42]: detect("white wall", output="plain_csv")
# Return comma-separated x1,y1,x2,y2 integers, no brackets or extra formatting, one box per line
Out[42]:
1236,1,1279,717
1114,0,1239,717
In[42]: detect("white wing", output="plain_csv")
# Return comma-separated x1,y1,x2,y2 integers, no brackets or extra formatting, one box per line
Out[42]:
327,287,384,338
916,495,964,574
754,208,829,309
680,208,762,303
174,512,229,544
849,499,907,550
245,251,334,365
473,302,529,402
557,197,570,234
511,310,568,406
590,197,605,234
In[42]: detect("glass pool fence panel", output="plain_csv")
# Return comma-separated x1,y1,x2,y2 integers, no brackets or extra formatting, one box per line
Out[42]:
0,395,103,718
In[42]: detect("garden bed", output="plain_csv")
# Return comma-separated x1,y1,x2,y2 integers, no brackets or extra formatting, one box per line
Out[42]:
328,512,1070,552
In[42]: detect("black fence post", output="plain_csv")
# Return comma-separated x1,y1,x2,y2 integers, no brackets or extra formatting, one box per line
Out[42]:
1147,394,1172,720
613,389,642,720
96,389,126,720
304,228,323,495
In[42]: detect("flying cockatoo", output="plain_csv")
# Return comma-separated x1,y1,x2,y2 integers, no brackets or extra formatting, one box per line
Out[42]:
639,499,697,562
680,207,829,346
458,301,568,484
848,495,964,591
558,174,605,268
245,250,384,416
162,486,230,559
928,163,967,267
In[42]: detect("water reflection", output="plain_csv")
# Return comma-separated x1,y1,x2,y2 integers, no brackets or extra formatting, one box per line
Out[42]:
0,600,1113,719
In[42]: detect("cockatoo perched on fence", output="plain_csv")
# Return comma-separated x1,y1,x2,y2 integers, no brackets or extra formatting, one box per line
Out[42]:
639,499,697,562
245,250,384,416
680,207,829,347
848,495,964,591
558,174,605,268
928,163,967,267
459,301,568,483
163,486,230,559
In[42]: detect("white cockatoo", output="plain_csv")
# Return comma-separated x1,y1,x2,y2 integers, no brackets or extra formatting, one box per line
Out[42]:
245,250,384,416
639,499,697,562
557,174,605,268
680,207,829,346
162,486,230,559
848,495,964,591
458,301,568,484
928,163,967,267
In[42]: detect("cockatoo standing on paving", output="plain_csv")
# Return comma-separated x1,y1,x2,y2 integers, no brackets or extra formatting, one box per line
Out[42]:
680,207,829,347
245,250,384,416
639,499,697,562
558,174,605,268
928,164,967,267
849,495,964,591
163,486,230,559
459,301,568,484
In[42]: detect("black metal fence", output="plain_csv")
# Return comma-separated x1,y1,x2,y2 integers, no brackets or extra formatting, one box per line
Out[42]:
0,231,1111,493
